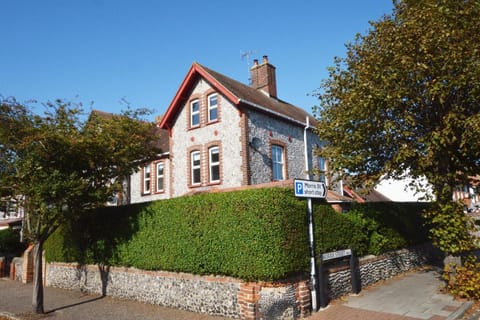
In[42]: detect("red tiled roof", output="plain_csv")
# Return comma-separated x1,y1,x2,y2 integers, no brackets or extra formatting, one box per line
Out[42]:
160,63,316,129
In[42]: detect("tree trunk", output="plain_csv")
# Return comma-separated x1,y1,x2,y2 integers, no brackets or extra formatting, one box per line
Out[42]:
32,240,44,314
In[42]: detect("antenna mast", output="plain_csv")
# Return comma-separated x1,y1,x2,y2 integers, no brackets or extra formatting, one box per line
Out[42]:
240,50,256,84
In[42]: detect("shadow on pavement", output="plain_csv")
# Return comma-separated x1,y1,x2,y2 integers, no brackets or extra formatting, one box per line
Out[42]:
46,296,104,314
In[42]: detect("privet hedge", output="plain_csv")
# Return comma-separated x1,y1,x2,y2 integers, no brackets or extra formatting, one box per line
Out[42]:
0,228,27,256
45,187,429,281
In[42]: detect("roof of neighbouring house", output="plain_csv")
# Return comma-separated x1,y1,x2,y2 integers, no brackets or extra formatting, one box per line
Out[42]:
343,184,392,203
159,62,316,129
0,217,22,229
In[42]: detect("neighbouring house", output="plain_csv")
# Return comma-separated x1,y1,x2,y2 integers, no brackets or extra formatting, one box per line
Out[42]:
127,56,349,205
374,173,480,212
0,198,23,231
374,174,433,202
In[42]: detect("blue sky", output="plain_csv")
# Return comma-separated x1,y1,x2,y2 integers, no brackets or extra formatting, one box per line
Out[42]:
1,1,393,121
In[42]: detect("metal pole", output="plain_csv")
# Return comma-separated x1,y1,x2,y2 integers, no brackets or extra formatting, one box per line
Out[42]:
307,197,319,311
304,116,319,311
350,252,360,295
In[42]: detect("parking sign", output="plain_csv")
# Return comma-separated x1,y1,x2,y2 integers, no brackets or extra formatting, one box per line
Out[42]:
293,179,327,199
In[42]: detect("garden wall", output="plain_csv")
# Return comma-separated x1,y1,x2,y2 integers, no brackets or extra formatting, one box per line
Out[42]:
45,244,436,320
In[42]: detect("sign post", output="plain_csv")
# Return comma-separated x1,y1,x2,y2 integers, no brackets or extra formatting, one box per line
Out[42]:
318,248,360,308
294,179,326,312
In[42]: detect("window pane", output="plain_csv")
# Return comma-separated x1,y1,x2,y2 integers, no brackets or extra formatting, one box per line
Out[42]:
211,165,220,181
318,157,326,182
144,165,150,178
192,114,199,126
193,168,201,184
209,108,217,121
193,152,200,166
273,163,283,180
191,151,201,184
271,145,284,180
210,148,219,162
157,163,164,191
208,94,218,121
191,100,200,126
209,146,220,182
191,101,199,112
144,165,151,193
319,157,326,171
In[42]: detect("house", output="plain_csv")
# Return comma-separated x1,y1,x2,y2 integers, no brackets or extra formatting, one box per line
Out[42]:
128,56,345,204
0,198,24,231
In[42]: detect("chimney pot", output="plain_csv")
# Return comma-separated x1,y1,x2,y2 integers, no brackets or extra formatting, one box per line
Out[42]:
262,55,268,64
253,59,259,66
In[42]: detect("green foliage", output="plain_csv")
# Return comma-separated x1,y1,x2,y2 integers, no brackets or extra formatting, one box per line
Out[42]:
0,98,161,245
315,202,428,256
444,255,480,300
423,202,476,254
0,228,26,256
45,188,429,281
315,0,480,202
314,0,480,269
0,98,162,313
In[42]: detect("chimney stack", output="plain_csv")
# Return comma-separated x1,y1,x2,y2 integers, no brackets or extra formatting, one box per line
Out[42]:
250,55,277,98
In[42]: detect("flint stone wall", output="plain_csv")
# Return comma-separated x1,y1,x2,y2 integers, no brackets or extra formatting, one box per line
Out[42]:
45,244,434,319
326,244,436,299
46,264,241,318
11,257,23,281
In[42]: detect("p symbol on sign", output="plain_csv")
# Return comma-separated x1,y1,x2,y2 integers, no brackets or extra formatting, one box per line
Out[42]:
295,182,303,195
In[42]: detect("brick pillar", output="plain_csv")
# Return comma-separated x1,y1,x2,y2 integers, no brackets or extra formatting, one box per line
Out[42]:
238,282,261,320
296,280,312,318
22,244,34,284
9,260,15,280
0,257,4,277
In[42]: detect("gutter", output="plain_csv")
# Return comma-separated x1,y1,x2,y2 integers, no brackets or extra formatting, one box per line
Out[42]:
238,98,314,128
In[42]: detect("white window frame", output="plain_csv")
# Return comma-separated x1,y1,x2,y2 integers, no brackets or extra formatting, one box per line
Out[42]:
143,164,151,194
272,144,285,181
208,93,218,122
209,146,220,183
191,150,201,185
190,99,200,127
156,162,164,192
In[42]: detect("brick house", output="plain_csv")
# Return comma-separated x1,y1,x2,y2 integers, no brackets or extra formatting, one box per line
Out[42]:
128,56,345,203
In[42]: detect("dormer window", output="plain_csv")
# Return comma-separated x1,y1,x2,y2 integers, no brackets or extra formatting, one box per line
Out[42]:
208,93,218,122
190,100,200,127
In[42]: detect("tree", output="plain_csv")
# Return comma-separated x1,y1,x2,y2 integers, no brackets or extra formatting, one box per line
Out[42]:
0,97,160,313
315,0,480,253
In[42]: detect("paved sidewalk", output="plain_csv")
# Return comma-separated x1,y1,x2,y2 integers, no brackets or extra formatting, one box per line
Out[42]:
309,269,472,320
0,269,473,320
0,278,229,320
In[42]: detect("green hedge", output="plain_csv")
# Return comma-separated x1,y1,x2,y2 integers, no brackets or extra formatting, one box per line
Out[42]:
45,187,429,281
0,228,26,256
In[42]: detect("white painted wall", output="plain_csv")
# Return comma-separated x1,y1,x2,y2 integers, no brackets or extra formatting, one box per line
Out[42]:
375,175,433,202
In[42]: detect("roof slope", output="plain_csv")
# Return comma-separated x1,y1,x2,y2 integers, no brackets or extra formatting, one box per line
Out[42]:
160,63,315,128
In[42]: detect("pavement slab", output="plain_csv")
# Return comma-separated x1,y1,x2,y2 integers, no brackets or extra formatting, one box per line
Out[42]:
0,268,473,320
309,269,470,320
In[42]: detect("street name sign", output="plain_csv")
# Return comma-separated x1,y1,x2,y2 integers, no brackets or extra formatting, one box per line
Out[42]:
294,179,327,199
321,249,352,261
